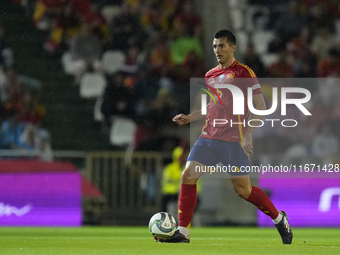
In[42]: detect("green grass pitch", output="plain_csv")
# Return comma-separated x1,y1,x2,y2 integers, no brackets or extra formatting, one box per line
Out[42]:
0,227,339,255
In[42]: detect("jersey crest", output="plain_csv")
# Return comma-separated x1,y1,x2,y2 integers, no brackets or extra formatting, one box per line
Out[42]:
226,71,235,82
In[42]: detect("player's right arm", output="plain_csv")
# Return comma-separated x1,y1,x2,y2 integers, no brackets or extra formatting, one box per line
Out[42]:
172,105,209,125
174,70,213,126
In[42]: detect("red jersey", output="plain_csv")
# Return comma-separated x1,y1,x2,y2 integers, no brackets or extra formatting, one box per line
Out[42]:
200,60,262,143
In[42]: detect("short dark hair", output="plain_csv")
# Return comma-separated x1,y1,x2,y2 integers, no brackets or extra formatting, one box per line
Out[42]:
213,29,236,45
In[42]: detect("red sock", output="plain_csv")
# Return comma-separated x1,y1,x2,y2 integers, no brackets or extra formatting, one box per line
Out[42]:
246,186,279,219
178,184,197,228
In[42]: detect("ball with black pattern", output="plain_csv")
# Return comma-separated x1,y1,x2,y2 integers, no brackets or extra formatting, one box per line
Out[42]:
148,212,177,240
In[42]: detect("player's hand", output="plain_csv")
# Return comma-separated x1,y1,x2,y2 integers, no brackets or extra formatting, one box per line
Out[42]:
242,134,253,155
172,114,190,126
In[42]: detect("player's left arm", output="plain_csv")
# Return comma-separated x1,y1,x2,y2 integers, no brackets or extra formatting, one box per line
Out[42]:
242,93,266,155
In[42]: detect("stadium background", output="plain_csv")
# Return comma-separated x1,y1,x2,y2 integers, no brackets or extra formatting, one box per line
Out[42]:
0,0,340,229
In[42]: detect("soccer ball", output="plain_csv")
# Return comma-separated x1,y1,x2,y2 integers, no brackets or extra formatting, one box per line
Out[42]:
148,212,177,239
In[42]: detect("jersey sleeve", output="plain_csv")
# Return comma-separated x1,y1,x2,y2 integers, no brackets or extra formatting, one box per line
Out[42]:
242,66,262,94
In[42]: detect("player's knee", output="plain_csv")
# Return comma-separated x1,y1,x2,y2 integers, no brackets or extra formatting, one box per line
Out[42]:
234,186,250,199
181,168,191,183
181,168,198,184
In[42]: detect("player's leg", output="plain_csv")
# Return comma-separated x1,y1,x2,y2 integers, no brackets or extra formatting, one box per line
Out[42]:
225,141,292,244
159,160,205,243
160,138,216,243
230,176,279,217
178,160,205,231
230,176,293,244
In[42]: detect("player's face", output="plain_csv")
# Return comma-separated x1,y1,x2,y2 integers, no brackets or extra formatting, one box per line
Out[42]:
213,38,236,64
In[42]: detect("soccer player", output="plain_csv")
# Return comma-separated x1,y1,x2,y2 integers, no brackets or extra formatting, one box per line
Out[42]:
158,30,293,244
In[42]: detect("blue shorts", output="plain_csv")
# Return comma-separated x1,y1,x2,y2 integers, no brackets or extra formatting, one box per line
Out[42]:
187,137,250,175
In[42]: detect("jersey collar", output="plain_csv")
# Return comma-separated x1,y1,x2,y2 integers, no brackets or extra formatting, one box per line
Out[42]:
218,60,238,70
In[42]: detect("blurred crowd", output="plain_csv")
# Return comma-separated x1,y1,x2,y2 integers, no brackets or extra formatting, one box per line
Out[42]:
244,0,340,161
247,0,340,78
11,0,340,160
14,0,204,155
0,22,52,160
